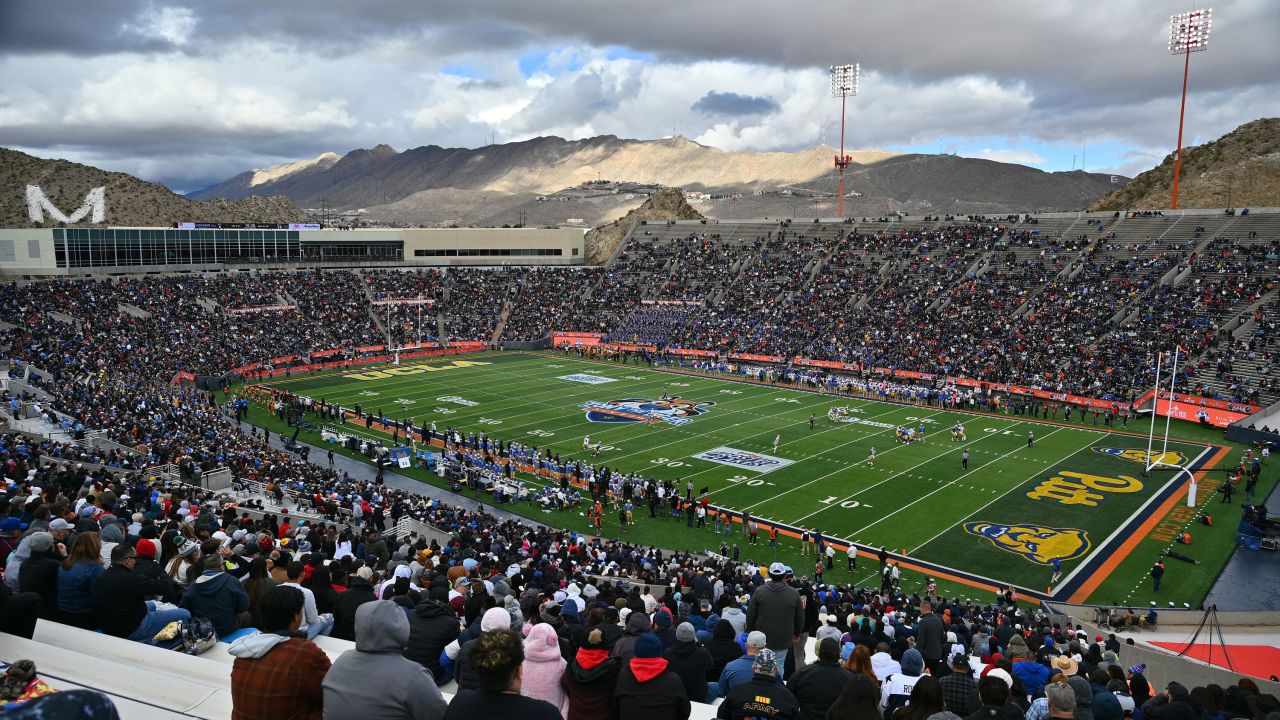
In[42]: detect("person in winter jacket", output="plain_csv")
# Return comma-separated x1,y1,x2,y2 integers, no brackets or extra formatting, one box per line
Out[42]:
746,563,804,671
522,622,570,716
614,633,690,720
882,649,926,713
181,554,251,638
706,619,744,682
915,601,947,675
130,538,180,605
611,611,653,661
331,569,378,641
1087,670,1123,720
450,607,514,690
443,629,561,720
18,532,63,620
872,642,903,682
562,627,621,720
323,600,447,720
229,586,331,720
720,597,748,635
652,610,677,650
664,622,714,703
787,638,853,720
1009,635,1050,697
56,531,106,629
92,544,190,643
718,648,800,720
404,588,462,685
1067,676,1096,720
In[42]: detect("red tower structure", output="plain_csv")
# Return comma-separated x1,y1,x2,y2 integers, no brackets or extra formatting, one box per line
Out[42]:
830,64,860,218
1167,9,1212,210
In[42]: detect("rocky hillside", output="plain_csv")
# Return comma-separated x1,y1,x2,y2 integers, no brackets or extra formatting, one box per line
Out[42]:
584,188,704,264
1,147,314,228
190,135,1123,223
1090,118,1280,211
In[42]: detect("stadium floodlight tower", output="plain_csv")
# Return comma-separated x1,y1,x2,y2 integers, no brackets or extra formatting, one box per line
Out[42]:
1167,8,1212,210
830,63,860,218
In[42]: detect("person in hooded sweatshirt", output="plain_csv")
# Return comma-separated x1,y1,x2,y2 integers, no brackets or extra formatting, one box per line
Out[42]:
882,648,926,715
181,553,251,638
1067,675,1096,720
332,566,378,641
405,585,462,685
611,611,653,661
323,600,447,720
718,648,800,720
229,586,331,720
445,629,562,720
720,596,748,635
664,622,714,703
652,609,677,650
522,622,570,717
706,619,744,683
787,637,853,720
614,633,690,720
562,627,621,720
872,641,903,682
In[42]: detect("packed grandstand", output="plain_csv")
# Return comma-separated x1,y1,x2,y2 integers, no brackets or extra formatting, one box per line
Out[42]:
1,210,1278,718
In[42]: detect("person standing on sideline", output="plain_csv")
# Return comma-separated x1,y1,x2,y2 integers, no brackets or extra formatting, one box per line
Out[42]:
746,563,804,676
1028,430,1035,448
846,544,857,572
914,600,946,676
800,529,810,557
1151,561,1165,591
769,525,778,551
962,450,969,471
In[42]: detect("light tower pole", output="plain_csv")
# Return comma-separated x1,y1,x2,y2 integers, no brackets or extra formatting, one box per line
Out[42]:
1167,9,1212,210
830,64,860,219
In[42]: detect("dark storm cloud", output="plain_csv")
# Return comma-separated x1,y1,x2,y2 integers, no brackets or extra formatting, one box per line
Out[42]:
0,0,177,56
691,91,778,117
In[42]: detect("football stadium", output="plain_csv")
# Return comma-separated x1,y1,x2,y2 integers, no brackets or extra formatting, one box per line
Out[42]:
2,2,1279,718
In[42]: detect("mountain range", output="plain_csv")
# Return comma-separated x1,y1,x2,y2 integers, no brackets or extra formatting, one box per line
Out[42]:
188,135,1125,227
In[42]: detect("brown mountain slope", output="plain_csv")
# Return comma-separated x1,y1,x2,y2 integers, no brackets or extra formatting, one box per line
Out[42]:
584,188,703,264
1090,118,1280,211
1,148,314,228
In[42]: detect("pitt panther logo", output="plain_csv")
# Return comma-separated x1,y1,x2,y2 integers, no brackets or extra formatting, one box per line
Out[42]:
964,521,1091,566
581,397,714,426
1092,448,1189,467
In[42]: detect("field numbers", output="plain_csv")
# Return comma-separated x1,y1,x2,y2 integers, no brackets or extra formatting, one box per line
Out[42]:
432,407,456,415
725,474,764,487
623,375,645,380
527,429,554,437
478,417,503,425
904,416,937,424
669,382,691,387
719,389,742,395
359,391,380,397
982,427,1016,436
774,397,801,403
545,364,564,368
650,457,687,468
819,496,863,509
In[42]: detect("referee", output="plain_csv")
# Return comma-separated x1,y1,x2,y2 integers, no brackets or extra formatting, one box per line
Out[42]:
961,449,969,471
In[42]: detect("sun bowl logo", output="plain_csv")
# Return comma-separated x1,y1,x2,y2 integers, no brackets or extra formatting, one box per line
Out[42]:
964,521,1091,566
1092,448,1189,467
580,397,714,426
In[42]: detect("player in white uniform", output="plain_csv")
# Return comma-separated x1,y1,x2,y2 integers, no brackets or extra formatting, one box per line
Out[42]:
773,434,781,453
583,434,591,450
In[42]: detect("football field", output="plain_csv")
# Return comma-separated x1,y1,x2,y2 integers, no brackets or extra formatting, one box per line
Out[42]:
251,350,1246,606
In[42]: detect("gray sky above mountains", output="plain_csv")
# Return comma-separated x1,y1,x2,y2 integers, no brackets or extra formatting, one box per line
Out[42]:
1,0,1276,193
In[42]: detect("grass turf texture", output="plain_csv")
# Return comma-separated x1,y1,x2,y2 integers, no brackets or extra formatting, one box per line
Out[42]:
243,350,1276,608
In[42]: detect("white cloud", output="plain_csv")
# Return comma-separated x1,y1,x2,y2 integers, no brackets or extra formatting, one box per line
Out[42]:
124,4,197,46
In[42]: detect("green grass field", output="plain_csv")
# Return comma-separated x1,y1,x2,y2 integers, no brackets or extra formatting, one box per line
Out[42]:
244,350,1275,608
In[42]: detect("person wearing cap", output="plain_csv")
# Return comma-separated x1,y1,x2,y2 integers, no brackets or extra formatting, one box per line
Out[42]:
562,626,621,720
228,585,331,720
747,561,804,677
718,648,799,720
663,622,714,703
716,630,770,699
787,637,853,720
614,633,690,720
939,653,980,717
93,543,191,644
130,537,181,605
325,600,448,720
0,515,27,567
332,564,378,641
181,552,252,639
1045,680,1078,720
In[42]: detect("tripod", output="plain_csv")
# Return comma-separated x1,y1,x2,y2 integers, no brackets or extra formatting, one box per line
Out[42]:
1176,604,1234,671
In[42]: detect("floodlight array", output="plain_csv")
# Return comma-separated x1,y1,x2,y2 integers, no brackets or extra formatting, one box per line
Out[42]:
1169,9,1212,54
830,64,860,97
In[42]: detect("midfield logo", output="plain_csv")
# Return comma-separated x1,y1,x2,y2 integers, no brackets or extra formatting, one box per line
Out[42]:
964,521,1091,566
581,397,714,426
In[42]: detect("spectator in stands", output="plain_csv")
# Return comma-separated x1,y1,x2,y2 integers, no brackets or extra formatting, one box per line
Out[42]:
915,600,946,676
450,607,515,691
56,531,105,629
890,675,944,720
445,628,561,720
967,674,1021,720
1067,676,1095,720
17,532,62,620
181,553,252,639
1047,681,1079,720
324,600,448,720
719,648,799,720
92,543,191,644
561,627,621,720
871,641,901,682
405,585,462,685
229,585,331,720
242,557,278,628
825,674,880,720
282,561,334,640
1089,669,1124,720
614,633,690,720
332,565,378,641
664,621,714,703
0,581,40,639
167,536,201,589
747,562,804,674
612,611,654,661
938,653,979,717
705,619,744,681
717,630,770,698
788,637,854,720
521,622,570,716
1139,681,1197,720
881,648,925,715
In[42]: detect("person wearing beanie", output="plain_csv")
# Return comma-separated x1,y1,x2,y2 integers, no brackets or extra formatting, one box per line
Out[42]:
325,601,448,720
181,552,252,639
562,627,622,720
882,648,926,713
664,622,714,703
939,653,980,717
614,633,690,720
449,606,516,690
521,623,570,715
718,648,800,720
652,609,677,650
404,581,461,685
787,637,854,720
746,562,804,676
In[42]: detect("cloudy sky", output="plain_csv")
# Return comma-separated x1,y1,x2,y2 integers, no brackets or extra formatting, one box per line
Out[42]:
2,0,1277,194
